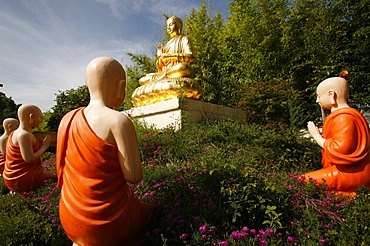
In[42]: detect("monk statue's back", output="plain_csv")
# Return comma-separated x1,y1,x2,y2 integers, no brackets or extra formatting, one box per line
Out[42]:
132,15,202,107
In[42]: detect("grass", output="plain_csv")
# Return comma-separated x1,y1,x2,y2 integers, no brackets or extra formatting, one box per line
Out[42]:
1,119,370,245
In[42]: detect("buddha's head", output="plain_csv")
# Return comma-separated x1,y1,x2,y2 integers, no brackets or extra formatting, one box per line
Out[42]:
167,15,182,37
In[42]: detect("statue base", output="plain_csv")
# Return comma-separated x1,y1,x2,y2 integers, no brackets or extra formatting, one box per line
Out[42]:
124,98,247,131
131,77,202,107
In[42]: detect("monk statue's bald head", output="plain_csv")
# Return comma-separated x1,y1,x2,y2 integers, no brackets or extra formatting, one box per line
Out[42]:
18,104,43,128
86,57,126,108
316,76,349,111
2,118,19,134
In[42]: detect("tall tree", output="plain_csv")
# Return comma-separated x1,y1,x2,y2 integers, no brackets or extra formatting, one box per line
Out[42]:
185,4,229,105
339,0,370,107
224,0,290,84
0,95,19,133
47,86,90,132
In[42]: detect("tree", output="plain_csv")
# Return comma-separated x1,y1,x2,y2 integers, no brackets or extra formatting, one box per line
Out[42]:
224,0,290,84
185,4,230,105
0,95,20,133
46,86,89,132
339,0,370,107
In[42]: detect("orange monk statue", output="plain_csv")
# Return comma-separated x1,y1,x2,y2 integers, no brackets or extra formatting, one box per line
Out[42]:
304,73,370,194
3,105,56,192
56,57,152,246
0,118,19,175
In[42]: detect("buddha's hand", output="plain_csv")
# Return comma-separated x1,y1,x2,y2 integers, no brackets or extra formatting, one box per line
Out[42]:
42,135,51,149
157,44,162,56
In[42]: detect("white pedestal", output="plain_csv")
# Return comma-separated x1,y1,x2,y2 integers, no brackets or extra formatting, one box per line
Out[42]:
124,98,248,130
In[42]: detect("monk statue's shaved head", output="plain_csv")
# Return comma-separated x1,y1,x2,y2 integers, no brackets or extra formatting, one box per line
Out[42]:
86,57,126,106
317,77,349,105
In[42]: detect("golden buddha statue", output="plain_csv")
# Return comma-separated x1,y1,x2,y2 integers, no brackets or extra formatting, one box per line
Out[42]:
131,15,202,107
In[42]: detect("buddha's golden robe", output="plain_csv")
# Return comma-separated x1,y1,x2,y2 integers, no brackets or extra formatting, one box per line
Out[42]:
3,132,47,192
305,108,370,192
57,107,151,246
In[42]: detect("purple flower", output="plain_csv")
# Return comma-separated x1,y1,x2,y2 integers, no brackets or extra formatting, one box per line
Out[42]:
218,241,228,246
179,233,188,240
287,236,298,243
265,228,274,235
199,225,207,233
290,173,299,180
231,231,239,240
258,229,267,237
318,238,326,244
193,215,201,222
250,229,256,235
259,239,268,246
241,226,249,233
207,228,215,235
201,235,208,240
290,221,297,226
238,232,247,239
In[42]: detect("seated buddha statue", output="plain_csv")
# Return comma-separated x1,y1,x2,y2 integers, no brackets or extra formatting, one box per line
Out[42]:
132,15,202,107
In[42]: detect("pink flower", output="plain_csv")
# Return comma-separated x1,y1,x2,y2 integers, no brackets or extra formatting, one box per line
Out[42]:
199,225,207,233
318,238,326,244
218,241,228,246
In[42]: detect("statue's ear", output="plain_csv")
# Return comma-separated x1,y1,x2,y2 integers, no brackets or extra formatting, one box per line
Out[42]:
115,79,126,99
328,89,337,105
29,113,34,124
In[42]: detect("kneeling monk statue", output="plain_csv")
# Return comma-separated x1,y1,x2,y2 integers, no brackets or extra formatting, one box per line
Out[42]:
0,118,19,175
305,73,370,194
56,57,152,246
131,15,202,107
3,105,56,192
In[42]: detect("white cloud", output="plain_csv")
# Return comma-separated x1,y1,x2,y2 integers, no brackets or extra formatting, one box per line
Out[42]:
0,0,228,112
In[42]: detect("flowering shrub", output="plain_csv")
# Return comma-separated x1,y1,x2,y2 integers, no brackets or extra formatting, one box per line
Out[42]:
0,119,369,245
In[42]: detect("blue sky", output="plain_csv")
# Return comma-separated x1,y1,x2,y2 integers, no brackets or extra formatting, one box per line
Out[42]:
0,0,229,112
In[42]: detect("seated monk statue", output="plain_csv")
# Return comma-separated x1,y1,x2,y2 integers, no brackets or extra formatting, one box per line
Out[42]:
3,105,56,192
304,73,370,195
56,57,152,246
132,15,202,107
0,118,19,175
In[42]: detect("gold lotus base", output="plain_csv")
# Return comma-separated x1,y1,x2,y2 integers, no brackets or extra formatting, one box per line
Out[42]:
131,77,202,107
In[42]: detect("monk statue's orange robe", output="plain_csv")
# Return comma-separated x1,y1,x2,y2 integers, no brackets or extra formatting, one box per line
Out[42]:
305,108,370,192
0,153,5,174
3,132,48,192
57,107,151,246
